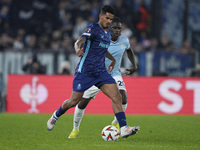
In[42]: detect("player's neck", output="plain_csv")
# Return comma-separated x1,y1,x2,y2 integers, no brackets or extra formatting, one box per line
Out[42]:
98,22,108,31
111,37,119,43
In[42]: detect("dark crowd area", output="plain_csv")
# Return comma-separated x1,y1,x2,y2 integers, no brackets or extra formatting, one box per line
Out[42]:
0,0,197,54
0,0,199,77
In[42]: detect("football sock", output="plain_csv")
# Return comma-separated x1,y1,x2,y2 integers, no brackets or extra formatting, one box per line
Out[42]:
73,105,85,131
122,103,128,112
113,103,127,124
115,112,127,128
56,106,66,117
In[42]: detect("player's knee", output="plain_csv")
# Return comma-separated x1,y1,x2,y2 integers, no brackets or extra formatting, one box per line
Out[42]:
78,98,91,109
120,90,127,104
71,99,80,107
118,92,122,100
122,94,127,104
112,93,122,104
64,99,80,108
78,101,87,109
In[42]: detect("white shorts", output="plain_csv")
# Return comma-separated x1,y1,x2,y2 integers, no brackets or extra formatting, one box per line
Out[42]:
83,76,126,99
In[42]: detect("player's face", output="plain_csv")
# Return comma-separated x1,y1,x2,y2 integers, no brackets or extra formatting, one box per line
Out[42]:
99,12,114,30
110,22,122,38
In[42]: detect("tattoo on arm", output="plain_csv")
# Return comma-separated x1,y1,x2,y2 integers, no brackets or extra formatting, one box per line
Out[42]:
74,36,87,50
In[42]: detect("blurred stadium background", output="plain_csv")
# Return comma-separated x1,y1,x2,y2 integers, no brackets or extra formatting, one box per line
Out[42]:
0,0,200,114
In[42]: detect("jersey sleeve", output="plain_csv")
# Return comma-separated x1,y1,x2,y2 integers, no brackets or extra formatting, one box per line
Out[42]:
124,37,130,50
81,23,95,40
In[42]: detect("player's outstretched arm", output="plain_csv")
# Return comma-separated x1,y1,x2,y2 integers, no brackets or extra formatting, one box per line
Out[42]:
74,36,87,57
125,48,137,75
105,50,116,72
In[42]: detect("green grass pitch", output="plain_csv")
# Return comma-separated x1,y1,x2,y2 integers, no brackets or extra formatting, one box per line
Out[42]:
0,113,200,150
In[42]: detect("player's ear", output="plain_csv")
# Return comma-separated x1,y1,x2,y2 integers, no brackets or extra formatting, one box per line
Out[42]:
99,14,102,20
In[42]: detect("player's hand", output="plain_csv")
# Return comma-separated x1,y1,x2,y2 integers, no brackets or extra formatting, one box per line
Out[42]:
124,67,137,75
108,60,116,72
76,48,84,57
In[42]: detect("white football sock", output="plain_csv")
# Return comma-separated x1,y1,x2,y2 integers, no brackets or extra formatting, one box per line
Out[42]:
113,103,128,124
122,103,128,112
73,105,85,131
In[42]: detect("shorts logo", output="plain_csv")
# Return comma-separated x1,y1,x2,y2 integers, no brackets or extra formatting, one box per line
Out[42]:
77,83,81,90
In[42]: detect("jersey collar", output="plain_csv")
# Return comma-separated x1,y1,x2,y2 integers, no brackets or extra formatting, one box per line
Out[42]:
98,22,108,34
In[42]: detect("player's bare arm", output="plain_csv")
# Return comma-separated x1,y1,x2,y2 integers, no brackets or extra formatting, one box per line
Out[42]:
125,48,137,75
105,50,116,72
74,36,86,57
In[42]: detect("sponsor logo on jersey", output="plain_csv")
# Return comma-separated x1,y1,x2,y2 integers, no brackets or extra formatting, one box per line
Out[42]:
99,42,109,48
120,44,124,49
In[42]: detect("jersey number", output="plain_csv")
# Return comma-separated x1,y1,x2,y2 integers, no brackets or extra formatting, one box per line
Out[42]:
117,80,124,86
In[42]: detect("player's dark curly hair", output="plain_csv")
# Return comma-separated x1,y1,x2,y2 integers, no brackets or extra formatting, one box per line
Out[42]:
100,5,115,15
112,17,122,24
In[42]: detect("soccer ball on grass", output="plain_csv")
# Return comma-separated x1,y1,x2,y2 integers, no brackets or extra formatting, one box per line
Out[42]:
101,125,119,141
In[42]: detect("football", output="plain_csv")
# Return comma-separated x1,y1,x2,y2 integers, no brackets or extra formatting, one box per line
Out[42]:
101,125,120,141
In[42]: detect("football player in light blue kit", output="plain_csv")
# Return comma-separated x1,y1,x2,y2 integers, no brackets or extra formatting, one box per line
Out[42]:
47,6,139,139
69,17,139,138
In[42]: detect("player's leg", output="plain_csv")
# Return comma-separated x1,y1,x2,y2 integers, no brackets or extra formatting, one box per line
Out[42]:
69,86,100,138
68,97,91,138
111,76,128,129
72,97,91,130
112,90,127,130
47,91,83,131
100,84,123,115
100,83,139,138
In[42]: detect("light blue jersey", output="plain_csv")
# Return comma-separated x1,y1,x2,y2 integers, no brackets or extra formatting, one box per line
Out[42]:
105,36,130,77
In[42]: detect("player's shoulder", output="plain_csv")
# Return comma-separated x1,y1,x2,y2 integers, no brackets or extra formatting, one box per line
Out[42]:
87,23,99,29
83,23,99,36
119,36,129,41
86,23,102,33
119,36,129,43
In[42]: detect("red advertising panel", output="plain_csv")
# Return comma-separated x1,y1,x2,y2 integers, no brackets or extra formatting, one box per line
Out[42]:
7,75,200,115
